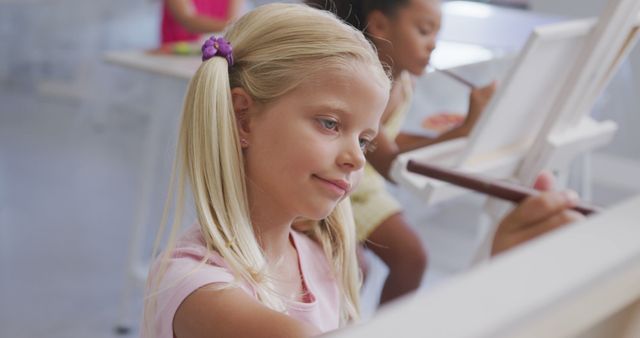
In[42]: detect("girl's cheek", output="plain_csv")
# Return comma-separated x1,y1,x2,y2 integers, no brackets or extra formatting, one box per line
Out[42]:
351,172,363,191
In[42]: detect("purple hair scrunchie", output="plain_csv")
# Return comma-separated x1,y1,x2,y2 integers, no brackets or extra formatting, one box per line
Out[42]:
201,36,234,66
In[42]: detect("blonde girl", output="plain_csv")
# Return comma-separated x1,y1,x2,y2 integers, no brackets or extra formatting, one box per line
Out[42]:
144,3,390,337
142,3,584,337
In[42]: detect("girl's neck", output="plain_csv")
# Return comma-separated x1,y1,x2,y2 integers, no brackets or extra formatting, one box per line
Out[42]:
246,186,297,262
250,211,303,302
254,221,295,263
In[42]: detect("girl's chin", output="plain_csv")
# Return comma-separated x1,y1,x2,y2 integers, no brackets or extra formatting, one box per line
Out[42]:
408,63,428,76
306,205,339,221
419,59,431,73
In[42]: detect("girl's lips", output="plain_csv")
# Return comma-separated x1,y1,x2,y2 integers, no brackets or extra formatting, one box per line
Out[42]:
326,178,350,192
313,175,350,196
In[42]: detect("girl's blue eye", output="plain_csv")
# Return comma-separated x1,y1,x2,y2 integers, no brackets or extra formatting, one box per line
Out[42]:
359,138,372,152
319,118,338,130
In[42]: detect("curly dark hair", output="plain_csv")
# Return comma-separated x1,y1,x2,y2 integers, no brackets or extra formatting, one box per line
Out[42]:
305,0,411,32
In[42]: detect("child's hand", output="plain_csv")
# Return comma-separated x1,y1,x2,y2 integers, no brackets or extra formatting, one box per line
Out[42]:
490,171,585,255
463,81,497,134
421,112,465,133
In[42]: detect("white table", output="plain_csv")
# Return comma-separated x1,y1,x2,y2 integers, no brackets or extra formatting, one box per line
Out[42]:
104,51,200,80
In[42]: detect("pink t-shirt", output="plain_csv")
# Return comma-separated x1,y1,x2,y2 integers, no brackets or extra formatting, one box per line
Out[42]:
142,224,341,338
160,0,230,44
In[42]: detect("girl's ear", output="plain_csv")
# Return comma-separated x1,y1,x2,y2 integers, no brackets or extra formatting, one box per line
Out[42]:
231,87,254,139
366,10,391,40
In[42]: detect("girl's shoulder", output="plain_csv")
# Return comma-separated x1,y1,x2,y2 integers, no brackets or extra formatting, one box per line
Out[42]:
169,224,229,267
152,224,239,292
145,225,250,338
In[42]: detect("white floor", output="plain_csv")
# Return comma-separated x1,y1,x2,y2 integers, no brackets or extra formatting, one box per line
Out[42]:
1,0,639,337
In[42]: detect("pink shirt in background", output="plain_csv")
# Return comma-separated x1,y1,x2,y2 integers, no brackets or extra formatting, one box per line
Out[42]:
161,0,230,44
142,224,341,338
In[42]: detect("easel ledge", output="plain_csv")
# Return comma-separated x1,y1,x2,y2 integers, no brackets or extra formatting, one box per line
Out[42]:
330,195,640,338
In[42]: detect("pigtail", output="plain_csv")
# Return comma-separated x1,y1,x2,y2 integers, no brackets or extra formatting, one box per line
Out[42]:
181,57,288,309
331,200,362,324
143,57,287,338
305,200,362,324
184,57,251,257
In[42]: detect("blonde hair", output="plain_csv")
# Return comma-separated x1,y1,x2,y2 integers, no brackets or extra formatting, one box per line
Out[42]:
143,2,390,333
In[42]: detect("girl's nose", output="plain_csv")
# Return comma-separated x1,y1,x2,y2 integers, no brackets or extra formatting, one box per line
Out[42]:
338,139,366,172
428,39,437,53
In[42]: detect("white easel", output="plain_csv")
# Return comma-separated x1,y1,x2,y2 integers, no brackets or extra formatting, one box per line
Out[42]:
482,0,640,227
392,0,640,209
516,0,640,185
391,0,640,265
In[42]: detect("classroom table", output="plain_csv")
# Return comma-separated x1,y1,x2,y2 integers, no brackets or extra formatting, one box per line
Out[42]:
104,50,199,80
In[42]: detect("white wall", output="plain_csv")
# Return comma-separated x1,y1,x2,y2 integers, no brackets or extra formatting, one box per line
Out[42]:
530,0,607,17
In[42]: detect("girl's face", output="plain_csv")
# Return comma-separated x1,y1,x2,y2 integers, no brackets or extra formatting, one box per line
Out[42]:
241,63,388,223
380,0,442,76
